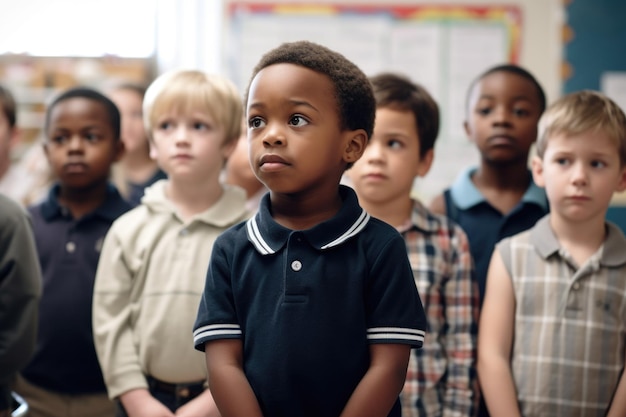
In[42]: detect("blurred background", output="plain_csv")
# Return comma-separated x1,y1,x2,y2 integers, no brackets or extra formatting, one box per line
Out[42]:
1,0,624,202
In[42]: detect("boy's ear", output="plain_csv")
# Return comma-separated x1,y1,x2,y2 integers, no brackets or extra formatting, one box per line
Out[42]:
149,142,158,160
8,126,21,149
113,139,125,162
221,137,238,161
343,129,367,164
416,149,434,177
463,120,472,140
531,156,545,187
615,166,626,193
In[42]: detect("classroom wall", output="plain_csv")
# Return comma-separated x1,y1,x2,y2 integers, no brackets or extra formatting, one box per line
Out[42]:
220,0,563,200
224,0,563,105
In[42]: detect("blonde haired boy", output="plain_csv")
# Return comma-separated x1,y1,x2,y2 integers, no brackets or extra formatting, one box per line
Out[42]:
478,90,626,417
93,69,249,417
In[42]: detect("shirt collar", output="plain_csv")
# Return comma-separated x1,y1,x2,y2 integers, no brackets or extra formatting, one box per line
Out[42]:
532,215,626,267
40,182,131,222
246,185,370,255
450,166,548,210
395,199,439,234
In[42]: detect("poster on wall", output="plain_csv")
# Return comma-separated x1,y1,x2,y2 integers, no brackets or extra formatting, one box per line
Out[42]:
225,3,522,199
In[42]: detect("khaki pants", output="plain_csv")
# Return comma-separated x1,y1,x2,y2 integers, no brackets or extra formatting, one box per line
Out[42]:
13,375,114,417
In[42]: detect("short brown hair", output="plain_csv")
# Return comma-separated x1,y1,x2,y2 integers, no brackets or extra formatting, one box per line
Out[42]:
370,73,439,159
537,90,626,165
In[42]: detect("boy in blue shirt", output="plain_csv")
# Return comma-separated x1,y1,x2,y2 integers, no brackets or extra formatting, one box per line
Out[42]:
429,64,549,307
15,88,131,417
193,40,427,417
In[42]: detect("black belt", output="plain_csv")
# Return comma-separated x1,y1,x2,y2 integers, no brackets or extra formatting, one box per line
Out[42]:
147,376,206,399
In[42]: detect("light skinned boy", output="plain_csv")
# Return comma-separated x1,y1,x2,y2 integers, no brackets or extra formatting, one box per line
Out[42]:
347,73,479,416
93,69,248,417
15,87,131,417
193,41,427,417
478,90,626,417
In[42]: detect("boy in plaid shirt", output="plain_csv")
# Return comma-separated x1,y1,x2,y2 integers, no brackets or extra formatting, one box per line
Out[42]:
347,72,479,416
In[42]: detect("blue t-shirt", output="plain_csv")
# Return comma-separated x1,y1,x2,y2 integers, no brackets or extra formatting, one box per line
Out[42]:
194,186,426,417
444,167,548,305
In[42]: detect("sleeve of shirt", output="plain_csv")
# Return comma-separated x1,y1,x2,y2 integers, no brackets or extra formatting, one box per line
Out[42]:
92,222,147,399
0,201,41,410
193,235,241,351
443,223,480,417
365,232,427,348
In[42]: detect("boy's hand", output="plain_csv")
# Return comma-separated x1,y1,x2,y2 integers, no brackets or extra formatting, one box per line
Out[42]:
175,389,221,417
120,388,175,417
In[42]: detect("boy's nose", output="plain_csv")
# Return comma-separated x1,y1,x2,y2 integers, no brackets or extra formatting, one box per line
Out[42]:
571,163,589,185
262,124,285,147
492,106,512,125
175,126,189,145
68,135,84,151
364,142,384,163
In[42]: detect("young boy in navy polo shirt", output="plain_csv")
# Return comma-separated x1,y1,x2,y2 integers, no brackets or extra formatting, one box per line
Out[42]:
193,40,427,417
15,88,131,417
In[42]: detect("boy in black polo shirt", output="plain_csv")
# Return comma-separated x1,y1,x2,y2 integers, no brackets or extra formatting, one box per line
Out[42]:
15,87,131,417
193,40,427,417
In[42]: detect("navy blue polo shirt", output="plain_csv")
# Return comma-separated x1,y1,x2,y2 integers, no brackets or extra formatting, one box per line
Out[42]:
194,185,426,417
444,167,548,305
22,183,131,394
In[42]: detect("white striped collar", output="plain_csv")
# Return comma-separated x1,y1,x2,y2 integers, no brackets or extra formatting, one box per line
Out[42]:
246,185,370,255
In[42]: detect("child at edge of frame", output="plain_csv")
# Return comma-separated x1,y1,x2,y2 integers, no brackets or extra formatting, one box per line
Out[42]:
193,40,427,417
14,87,132,417
478,90,626,417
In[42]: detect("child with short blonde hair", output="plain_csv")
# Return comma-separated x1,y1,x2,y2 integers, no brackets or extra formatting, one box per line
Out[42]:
93,69,249,417
478,90,626,417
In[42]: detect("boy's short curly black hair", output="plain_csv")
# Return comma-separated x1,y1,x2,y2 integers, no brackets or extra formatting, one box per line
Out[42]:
466,64,546,115
45,87,121,141
246,40,375,140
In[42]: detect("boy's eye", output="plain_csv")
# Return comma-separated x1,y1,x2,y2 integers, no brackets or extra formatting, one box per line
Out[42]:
158,121,173,130
289,115,308,127
387,139,403,150
51,135,68,144
249,117,265,129
556,157,570,166
193,122,210,131
85,133,101,142
591,160,606,168
512,108,530,117
476,107,491,116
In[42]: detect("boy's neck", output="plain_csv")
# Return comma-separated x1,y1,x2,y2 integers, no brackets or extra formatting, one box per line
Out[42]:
57,181,109,219
270,190,343,231
549,213,607,267
166,178,224,220
474,159,531,190
357,194,413,229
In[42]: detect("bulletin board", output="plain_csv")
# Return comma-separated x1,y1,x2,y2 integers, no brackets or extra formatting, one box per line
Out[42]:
225,2,523,199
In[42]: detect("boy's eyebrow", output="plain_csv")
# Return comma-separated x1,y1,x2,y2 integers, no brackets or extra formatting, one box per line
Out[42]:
248,99,320,113
478,93,534,102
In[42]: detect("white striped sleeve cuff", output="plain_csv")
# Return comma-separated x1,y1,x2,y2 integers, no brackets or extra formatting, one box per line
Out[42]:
366,327,425,346
193,324,242,345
